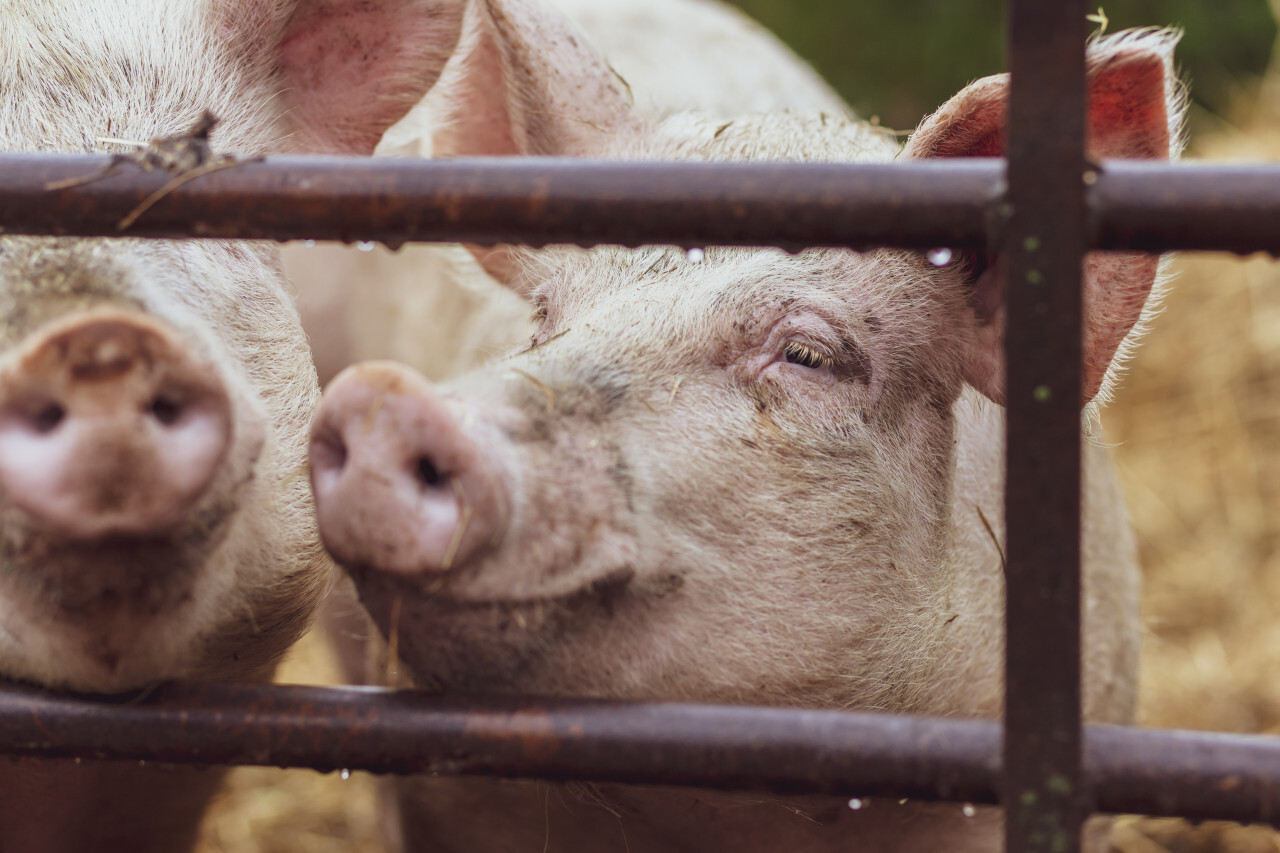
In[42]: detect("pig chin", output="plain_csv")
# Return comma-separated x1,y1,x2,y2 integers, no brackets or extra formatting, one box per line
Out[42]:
0,499,239,691
350,561,676,694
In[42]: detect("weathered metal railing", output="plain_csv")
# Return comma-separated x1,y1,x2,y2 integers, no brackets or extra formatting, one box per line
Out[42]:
0,1,1272,850
6,155,1280,253
2,681,1280,828
1003,4,1089,851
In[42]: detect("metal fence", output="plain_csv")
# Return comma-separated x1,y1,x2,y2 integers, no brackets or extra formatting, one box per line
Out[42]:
0,2,1276,851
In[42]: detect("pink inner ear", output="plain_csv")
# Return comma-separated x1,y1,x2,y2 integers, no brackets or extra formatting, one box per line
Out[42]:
1080,51,1169,402
275,1,464,155
1087,54,1170,159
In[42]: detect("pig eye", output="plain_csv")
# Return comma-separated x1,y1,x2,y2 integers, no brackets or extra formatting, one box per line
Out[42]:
531,303,549,323
783,342,834,370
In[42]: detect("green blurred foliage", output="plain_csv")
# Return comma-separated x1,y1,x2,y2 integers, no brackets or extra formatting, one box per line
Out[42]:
723,1,1276,130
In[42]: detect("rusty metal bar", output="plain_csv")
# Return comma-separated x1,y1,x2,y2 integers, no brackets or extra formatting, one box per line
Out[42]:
1089,162,1280,254
1087,726,1280,826
3,153,1280,252
0,681,1001,800
1,682,1280,826
1003,2,1088,852
0,154,997,250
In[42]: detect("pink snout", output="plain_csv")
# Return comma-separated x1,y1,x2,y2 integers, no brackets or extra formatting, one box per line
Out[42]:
0,310,232,539
310,361,508,575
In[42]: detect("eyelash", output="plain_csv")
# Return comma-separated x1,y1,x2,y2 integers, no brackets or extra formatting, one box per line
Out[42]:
783,341,834,370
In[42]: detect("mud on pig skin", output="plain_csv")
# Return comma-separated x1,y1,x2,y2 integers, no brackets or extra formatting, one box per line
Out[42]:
0,1,474,850
308,2,1181,850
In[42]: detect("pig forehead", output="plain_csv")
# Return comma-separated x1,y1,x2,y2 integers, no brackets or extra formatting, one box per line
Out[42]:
542,245,938,328
0,0,278,153
615,112,902,165
0,237,248,347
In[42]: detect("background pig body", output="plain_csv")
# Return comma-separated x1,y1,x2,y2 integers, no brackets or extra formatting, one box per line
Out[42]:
0,1,466,850
311,4,1175,850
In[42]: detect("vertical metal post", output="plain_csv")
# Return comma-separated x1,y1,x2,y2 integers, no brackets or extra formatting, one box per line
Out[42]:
1003,2,1089,852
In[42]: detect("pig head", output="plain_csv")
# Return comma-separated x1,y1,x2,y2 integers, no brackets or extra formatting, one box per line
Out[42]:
312,2,1174,714
0,1,476,851
310,3,1176,850
0,0,468,695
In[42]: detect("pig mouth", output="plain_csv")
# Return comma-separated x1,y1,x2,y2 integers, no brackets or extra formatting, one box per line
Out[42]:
349,563,660,610
0,499,237,622
348,565,686,694
18,539,202,619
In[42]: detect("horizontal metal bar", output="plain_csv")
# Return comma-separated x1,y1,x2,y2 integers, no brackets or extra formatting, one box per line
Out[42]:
1088,726,1280,825
2,681,1279,826
0,681,999,802
1,154,998,250
1090,161,1280,254
4,153,1280,253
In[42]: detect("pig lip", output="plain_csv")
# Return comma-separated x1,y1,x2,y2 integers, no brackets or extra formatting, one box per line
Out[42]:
2,506,235,620
349,563,653,609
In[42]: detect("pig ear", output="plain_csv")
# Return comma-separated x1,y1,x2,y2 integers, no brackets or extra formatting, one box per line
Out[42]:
420,0,645,287
216,0,467,155
426,0,643,158
902,30,1182,406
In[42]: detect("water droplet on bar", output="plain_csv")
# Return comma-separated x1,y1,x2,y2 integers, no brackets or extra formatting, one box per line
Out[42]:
686,247,705,263
927,248,953,267
357,241,376,252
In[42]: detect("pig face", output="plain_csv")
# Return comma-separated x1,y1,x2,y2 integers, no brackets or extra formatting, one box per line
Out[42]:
312,2,1178,719
317,237,974,708
0,236,321,692
0,0,464,693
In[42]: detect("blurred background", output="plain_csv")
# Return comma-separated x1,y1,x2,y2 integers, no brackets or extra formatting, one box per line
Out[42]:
199,3,1280,851
728,0,1276,133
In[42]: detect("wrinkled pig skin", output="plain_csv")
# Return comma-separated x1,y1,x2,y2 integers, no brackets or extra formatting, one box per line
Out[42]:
310,3,1180,851
0,1,469,851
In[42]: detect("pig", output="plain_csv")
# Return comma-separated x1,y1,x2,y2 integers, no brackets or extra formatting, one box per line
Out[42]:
308,0,1180,849
0,1,480,851
288,0,850,390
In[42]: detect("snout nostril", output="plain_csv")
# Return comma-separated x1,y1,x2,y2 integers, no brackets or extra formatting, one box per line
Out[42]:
310,427,348,476
147,396,182,426
33,403,65,434
416,456,445,488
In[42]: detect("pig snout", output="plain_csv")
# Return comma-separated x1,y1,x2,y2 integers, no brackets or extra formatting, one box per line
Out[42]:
310,361,507,575
0,310,232,540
